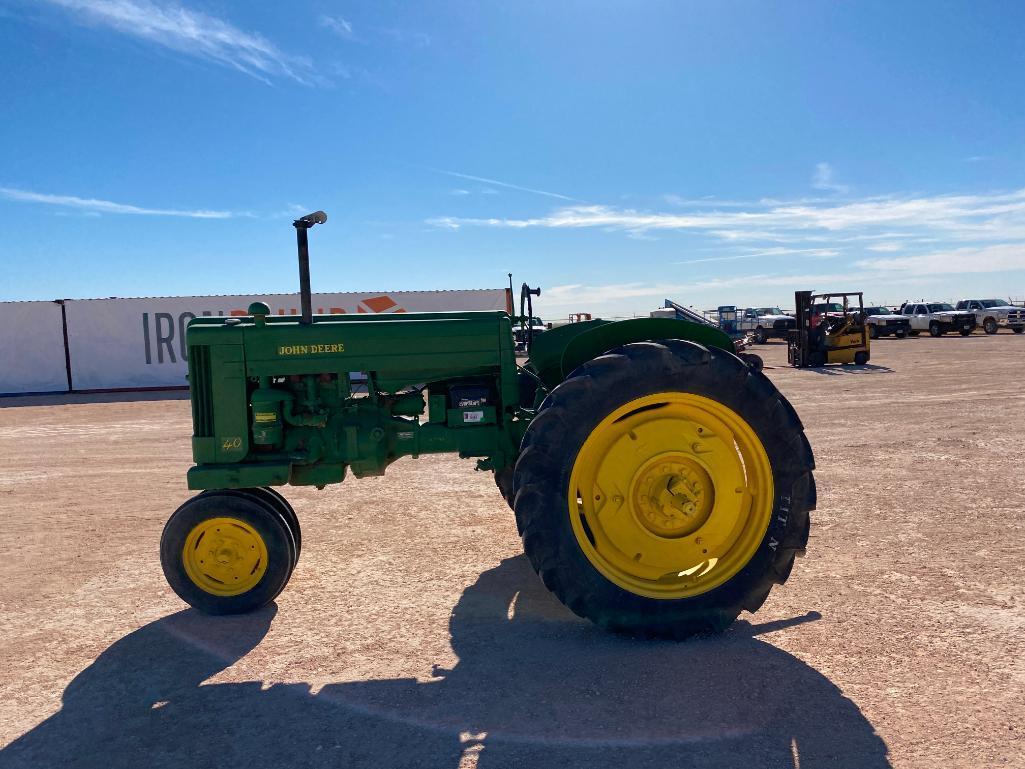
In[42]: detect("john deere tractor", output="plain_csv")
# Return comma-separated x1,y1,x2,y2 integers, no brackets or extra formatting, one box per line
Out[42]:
160,213,814,638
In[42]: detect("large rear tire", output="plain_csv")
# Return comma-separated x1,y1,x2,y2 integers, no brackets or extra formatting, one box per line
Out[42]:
495,467,515,509
512,342,814,639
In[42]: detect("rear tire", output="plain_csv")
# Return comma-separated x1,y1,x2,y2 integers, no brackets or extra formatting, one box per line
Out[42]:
1013,327,1024,334
983,318,998,335
959,327,972,336
513,342,814,639
895,329,908,339
495,467,515,509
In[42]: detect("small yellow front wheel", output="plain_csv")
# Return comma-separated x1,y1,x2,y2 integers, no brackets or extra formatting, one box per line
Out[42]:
161,491,296,615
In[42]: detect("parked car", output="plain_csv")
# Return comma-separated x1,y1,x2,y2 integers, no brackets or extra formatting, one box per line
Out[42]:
954,299,1025,334
737,307,795,343
862,306,911,338
899,302,976,337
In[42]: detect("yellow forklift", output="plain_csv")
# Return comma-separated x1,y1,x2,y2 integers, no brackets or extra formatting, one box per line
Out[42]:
787,290,870,367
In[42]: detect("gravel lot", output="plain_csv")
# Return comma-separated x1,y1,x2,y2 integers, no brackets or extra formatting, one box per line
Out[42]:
1,333,1022,769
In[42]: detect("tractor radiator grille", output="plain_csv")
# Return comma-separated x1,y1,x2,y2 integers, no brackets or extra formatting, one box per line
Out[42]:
189,345,215,437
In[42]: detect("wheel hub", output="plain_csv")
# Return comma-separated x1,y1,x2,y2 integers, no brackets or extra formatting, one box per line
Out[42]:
182,517,268,596
632,455,715,538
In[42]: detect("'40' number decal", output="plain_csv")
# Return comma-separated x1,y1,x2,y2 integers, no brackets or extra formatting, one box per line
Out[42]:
221,437,243,450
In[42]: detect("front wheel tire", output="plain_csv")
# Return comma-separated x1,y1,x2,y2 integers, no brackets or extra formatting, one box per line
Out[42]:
513,342,814,639
929,322,942,337
161,491,296,615
983,318,998,334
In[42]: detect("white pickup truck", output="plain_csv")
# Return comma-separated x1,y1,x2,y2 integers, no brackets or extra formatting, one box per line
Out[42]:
899,302,976,337
954,299,1025,335
737,307,795,343
862,306,911,338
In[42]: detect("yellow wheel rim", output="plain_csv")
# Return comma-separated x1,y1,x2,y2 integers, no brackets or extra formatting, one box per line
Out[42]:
182,517,269,597
568,392,773,599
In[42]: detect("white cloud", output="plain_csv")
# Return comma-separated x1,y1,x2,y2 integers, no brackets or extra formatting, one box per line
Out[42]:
41,0,316,85
0,186,233,218
854,243,1025,275
675,247,839,265
866,242,902,252
812,162,850,194
319,14,353,40
428,188,1025,243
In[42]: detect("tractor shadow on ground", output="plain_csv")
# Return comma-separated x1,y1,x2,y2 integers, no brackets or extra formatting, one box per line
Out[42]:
802,363,894,376
0,556,891,769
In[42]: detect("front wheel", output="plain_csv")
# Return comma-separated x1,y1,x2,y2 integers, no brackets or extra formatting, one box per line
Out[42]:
161,491,296,615
929,322,942,337
895,329,908,339
983,318,998,335
959,327,972,336
513,342,814,639
868,325,878,339
1013,327,1024,334
752,327,766,344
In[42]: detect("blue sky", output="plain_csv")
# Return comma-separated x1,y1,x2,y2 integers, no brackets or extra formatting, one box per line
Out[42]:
1,1,1024,318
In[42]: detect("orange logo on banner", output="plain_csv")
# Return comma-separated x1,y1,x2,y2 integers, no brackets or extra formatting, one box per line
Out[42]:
356,295,407,314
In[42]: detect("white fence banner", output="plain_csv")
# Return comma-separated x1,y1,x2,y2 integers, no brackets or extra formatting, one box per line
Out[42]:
63,289,510,391
0,301,69,394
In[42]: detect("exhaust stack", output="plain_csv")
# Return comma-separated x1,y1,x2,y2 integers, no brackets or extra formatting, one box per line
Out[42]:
293,211,328,325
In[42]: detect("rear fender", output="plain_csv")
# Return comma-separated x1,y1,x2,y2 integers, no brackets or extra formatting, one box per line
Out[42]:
526,318,734,389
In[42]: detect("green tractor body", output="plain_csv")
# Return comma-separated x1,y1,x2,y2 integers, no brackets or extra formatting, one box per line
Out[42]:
185,309,735,491
161,212,814,638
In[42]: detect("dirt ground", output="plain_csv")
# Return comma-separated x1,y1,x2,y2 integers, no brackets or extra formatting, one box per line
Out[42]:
0,333,1022,769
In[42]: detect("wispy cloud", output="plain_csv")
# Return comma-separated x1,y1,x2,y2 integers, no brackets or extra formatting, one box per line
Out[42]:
428,169,578,201
40,0,316,85
675,247,840,265
319,14,354,40
866,241,902,252
428,188,1025,244
0,186,233,218
854,242,1025,275
811,162,849,194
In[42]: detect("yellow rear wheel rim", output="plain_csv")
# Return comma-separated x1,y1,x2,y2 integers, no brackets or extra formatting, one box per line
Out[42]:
182,517,269,597
568,392,773,599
